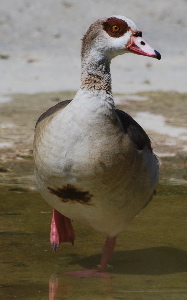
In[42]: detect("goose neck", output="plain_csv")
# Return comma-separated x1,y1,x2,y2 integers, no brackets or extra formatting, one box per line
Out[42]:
81,53,112,95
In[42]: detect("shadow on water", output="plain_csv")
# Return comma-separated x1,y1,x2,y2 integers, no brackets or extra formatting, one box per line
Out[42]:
0,181,187,299
74,247,187,275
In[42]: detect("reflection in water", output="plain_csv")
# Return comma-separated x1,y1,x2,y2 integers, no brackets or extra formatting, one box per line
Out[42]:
48,271,115,300
1,184,187,299
49,273,58,300
48,247,187,299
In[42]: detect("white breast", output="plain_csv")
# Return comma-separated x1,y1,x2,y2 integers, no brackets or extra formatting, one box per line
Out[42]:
34,89,158,236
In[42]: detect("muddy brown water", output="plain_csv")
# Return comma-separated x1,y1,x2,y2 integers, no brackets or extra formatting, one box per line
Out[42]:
0,91,187,299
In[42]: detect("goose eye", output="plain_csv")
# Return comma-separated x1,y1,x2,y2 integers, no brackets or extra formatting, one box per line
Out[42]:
112,25,120,32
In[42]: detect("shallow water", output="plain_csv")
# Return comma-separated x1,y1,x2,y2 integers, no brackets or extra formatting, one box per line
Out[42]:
0,173,187,299
0,91,187,299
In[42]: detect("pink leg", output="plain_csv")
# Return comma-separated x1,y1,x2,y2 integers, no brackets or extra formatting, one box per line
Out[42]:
99,236,117,272
50,209,75,251
65,236,117,278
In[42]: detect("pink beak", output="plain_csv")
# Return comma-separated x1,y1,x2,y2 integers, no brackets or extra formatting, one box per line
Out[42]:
128,35,161,60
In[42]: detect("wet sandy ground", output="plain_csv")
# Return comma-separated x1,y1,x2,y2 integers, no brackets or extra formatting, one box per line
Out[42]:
0,91,187,299
1,90,187,183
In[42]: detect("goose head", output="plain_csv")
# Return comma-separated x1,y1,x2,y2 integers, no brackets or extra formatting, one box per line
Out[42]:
81,15,161,62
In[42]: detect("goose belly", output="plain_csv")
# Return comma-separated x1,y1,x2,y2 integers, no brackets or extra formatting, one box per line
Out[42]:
34,129,158,236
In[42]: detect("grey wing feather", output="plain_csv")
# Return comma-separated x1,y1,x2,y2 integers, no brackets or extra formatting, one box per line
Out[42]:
115,109,152,151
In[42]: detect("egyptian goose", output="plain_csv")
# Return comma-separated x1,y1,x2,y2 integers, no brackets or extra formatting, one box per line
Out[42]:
33,15,161,278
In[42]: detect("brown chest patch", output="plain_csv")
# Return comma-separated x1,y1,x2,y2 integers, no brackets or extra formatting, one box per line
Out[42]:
103,17,130,38
48,184,93,205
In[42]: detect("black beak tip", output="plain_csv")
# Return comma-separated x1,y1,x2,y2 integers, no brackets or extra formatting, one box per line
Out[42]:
154,50,161,60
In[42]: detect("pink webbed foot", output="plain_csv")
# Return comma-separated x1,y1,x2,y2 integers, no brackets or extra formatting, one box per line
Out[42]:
50,209,75,251
65,236,116,278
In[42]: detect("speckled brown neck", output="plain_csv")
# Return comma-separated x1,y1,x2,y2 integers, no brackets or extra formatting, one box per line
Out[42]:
80,57,112,94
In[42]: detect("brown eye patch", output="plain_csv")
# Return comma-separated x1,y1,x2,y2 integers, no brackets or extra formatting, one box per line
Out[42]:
103,17,130,38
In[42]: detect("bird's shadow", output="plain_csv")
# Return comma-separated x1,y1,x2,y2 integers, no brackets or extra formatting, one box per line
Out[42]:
68,247,187,275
